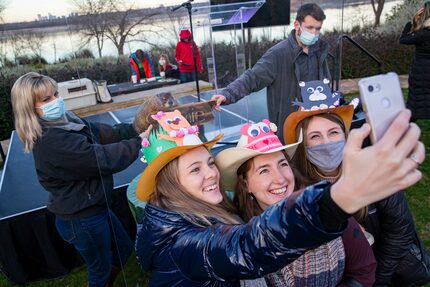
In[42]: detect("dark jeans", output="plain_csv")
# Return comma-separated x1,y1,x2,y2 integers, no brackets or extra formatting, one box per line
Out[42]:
179,72,197,83
55,209,133,287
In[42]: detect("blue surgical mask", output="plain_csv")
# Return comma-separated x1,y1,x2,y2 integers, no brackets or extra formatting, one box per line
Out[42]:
38,97,66,121
305,140,345,173
298,27,319,46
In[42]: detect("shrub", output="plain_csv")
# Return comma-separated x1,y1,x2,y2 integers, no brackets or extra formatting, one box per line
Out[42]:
58,48,95,63
324,31,414,79
379,0,422,36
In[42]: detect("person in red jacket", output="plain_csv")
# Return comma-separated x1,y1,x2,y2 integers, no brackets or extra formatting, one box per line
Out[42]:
175,29,202,83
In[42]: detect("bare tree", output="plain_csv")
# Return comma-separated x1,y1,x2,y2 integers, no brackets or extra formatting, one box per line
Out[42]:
371,0,385,27
0,0,7,22
104,0,161,56
163,10,188,47
71,0,112,58
21,32,45,64
8,32,26,65
0,38,8,66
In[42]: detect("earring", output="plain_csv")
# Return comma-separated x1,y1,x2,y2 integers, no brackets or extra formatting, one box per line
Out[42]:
249,193,254,201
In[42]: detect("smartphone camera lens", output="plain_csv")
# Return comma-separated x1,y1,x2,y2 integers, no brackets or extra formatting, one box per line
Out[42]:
368,85,374,92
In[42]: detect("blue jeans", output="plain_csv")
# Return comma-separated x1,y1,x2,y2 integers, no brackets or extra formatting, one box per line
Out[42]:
179,71,197,83
55,209,133,287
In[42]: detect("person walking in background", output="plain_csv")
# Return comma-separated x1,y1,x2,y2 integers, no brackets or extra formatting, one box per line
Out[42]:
175,29,203,83
157,54,178,79
129,49,155,83
400,1,430,121
211,3,330,142
10,72,146,287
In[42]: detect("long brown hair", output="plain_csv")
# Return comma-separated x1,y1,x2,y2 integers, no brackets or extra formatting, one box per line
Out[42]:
157,54,171,72
411,1,430,32
292,113,367,222
149,151,240,226
234,151,293,222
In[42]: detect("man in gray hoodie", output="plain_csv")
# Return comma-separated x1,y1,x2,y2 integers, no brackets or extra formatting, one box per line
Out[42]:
211,3,330,142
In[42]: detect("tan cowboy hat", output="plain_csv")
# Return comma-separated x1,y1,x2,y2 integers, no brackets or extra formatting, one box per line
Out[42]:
215,119,302,191
283,105,354,144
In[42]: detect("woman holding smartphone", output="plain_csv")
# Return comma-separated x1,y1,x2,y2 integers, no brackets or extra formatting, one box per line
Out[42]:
132,105,424,286
283,102,430,286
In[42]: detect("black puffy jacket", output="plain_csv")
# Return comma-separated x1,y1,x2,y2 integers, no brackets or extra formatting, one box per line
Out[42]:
400,21,430,120
363,191,430,286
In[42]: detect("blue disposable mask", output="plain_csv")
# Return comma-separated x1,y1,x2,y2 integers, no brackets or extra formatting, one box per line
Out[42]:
298,27,319,46
305,140,345,173
38,97,66,121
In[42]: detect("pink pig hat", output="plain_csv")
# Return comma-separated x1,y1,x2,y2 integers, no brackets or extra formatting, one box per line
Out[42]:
215,119,302,191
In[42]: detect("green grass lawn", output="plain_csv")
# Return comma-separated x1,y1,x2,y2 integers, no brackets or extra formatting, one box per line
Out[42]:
1,96,429,286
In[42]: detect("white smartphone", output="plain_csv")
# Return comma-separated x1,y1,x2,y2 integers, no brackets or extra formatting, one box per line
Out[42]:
358,72,406,143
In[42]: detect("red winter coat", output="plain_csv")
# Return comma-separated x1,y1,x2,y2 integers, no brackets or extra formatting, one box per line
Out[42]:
175,40,202,73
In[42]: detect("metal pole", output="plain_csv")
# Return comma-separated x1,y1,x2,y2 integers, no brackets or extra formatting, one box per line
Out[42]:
185,2,201,102
341,0,345,33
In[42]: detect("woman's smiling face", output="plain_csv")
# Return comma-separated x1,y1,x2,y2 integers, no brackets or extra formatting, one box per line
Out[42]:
177,147,223,205
245,151,295,210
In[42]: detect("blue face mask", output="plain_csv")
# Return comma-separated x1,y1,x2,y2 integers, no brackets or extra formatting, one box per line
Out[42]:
298,27,319,46
305,140,345,173
38,97,66,121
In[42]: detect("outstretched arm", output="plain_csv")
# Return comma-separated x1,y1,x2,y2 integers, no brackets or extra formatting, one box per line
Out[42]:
211,47,280,109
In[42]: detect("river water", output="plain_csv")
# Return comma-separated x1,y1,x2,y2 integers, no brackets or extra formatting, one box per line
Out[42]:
0,0,402,64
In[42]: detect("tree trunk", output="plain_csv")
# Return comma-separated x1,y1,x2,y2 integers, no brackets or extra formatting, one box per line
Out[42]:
96,37,103,58
117,44,124,56
371,0,385,27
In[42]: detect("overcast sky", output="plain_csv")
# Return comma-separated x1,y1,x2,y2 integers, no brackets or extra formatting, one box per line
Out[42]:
3,0,208,23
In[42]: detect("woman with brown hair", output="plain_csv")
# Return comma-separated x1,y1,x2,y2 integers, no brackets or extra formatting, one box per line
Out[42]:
283,104,430,286
216,119,376,286
132,105,424,286
157,54,178,79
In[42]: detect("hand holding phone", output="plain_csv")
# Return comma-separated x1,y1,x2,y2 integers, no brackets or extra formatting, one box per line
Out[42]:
358,72,406,143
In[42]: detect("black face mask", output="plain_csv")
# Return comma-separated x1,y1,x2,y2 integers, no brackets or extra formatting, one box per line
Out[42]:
182,37,191,43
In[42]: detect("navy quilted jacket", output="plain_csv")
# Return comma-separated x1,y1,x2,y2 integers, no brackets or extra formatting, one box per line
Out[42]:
136,182,345,286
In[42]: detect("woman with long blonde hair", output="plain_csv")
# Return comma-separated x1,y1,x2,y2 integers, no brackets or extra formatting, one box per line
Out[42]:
11,72,145,287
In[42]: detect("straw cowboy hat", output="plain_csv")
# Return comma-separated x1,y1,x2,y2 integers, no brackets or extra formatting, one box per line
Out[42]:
215,119,302,191
136,110,222,201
